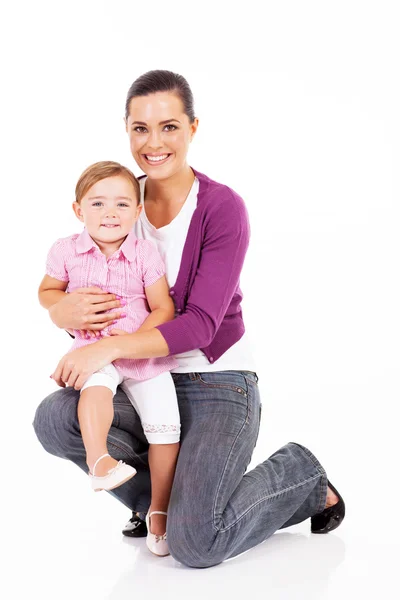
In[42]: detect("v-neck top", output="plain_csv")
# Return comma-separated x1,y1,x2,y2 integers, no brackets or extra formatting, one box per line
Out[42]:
133,172,256,373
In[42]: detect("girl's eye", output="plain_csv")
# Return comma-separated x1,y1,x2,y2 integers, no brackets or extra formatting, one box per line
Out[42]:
118,203,129,208
92,202,102,207
133,126,147,133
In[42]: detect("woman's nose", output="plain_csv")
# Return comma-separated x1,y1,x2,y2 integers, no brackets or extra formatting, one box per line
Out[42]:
148,129,163,149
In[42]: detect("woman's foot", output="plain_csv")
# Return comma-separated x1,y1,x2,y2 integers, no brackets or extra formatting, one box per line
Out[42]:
325,486,339,508
311,480,345,534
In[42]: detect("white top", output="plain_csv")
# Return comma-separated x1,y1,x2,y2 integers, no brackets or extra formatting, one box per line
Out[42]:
134,177,257,373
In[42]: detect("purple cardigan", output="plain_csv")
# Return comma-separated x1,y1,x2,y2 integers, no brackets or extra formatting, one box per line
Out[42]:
155,169,250,364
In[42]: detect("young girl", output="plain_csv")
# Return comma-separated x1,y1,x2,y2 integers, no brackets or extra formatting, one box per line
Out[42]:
38,160,180,556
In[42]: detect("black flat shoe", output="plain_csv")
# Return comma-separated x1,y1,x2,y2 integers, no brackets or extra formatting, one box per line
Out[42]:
311,480,345,534
122,512,148,537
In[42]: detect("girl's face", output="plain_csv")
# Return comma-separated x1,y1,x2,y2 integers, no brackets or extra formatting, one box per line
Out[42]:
73,176,141,244
126,91,198,181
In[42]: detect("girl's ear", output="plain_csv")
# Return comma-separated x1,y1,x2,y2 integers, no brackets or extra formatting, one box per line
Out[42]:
72,202,85,222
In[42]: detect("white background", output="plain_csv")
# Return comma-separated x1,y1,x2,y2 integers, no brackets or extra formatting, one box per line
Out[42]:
2,1,399,598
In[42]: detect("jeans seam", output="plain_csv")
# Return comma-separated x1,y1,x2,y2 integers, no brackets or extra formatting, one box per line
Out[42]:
107,437,148,467
211,385,252,533
288,442,327,513
218,472,323,533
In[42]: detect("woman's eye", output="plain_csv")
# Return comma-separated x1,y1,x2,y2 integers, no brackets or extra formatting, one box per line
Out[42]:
133,126,147,133
164,124,177,132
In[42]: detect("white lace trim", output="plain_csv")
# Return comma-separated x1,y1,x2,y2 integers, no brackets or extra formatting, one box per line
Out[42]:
143,423,180,434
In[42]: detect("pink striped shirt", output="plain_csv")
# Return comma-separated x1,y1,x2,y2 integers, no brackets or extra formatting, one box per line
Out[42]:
46,228,178,380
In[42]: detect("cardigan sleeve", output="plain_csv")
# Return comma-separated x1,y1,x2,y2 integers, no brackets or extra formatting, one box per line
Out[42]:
155,190,250,355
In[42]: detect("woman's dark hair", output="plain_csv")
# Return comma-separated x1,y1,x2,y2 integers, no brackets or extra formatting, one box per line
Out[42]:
125,70,195,122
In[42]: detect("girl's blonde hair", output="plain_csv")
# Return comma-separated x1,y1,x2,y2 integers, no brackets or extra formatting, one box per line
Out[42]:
75,161,140,204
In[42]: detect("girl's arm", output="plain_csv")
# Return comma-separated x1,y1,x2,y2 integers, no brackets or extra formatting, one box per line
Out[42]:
38,275,120,338
38,275,68,309
136,275,175,332
42,237,124,334
108,191,249,360
51,191,249,388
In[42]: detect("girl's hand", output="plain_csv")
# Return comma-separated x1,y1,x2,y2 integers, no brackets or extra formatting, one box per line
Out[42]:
48,287,124,331
51,339,117,390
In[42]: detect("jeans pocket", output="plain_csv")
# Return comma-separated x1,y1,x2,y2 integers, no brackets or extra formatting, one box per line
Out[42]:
195,371,248,397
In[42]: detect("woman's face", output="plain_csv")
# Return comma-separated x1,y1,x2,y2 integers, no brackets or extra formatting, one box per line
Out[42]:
126,91,198,180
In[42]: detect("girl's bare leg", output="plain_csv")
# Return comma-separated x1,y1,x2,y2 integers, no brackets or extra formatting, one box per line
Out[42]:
78,386,118,476
148,442,180,535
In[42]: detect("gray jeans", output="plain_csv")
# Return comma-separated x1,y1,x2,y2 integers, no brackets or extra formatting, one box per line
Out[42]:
33,370,328,568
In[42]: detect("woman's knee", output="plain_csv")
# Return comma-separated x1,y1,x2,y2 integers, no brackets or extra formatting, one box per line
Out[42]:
33,387,80,456
167,518,223,569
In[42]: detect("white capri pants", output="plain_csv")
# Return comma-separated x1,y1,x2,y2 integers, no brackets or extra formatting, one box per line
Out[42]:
81,364,180,444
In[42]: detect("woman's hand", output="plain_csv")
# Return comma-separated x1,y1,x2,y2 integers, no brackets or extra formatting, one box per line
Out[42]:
48,287,124,331
51,338,118,390
108,328,129,336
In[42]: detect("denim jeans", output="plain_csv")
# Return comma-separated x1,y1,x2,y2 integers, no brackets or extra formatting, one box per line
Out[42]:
33,370,327,568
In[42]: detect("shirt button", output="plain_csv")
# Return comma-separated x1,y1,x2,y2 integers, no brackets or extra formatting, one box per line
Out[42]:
170,290,175,296
177,308,182,313
209,357,214,363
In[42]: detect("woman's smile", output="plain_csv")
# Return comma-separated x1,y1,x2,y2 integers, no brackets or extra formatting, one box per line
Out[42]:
143,153,172,166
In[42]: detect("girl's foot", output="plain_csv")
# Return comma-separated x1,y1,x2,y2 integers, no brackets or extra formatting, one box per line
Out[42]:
89,454,118,477
146,510,169,557
89,453,137,492
147,510,167,536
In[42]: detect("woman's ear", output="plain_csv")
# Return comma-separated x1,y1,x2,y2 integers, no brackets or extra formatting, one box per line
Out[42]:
190,117,199,142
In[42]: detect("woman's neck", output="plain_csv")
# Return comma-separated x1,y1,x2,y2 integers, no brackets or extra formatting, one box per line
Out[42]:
144,164,195,206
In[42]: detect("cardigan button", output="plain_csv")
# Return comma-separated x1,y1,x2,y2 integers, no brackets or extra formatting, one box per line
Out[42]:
209,357,214,363
170,290,175,296
177,308,182,313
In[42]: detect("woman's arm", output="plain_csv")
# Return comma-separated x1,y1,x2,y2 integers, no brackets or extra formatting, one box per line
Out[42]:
111,190,250,359
39,275,124,334
51,190,250,389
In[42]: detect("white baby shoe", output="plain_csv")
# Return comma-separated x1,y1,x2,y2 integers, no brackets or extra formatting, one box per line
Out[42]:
145,511,169,557
89,453,136,492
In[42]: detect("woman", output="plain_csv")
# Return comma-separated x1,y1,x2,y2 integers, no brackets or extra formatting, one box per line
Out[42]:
34,70,345,568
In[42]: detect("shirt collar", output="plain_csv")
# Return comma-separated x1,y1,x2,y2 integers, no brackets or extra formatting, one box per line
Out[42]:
76,228,97,254
118,231,137,262
75,229,137,261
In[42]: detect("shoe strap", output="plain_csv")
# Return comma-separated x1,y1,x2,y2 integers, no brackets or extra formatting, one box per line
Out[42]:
92,453,111,476
149,511,168,517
